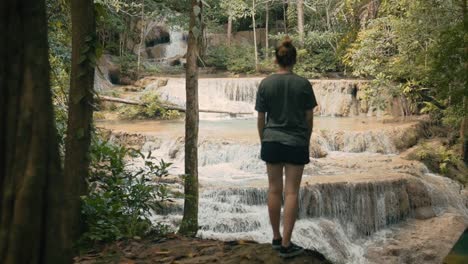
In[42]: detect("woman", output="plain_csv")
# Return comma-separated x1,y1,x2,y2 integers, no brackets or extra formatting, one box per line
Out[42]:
255,37,317,258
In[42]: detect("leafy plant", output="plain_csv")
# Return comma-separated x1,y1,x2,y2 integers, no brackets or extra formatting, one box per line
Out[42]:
415,143,460,176
117,92,181,120
80,137,173,245
204,44,256,73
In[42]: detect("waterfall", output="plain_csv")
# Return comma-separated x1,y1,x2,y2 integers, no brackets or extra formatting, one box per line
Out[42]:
101,77,466,264
311,80,366,117
154,78,373,117
145,30,188,61
193,175,466,264
156,78,262,115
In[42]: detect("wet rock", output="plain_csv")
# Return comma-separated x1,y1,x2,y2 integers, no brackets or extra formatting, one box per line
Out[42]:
94,54,119,91
145,25,170,47
390,123,422,151
462,189,468,208
169,148,179,159
146,79,169,91
135,76,169,89
310,138,328,158
366,213,467,264
119,76,134,85
406,178,432,209
141,141,161,153
414,206,436,220
123,85,144,92
110,132,147,150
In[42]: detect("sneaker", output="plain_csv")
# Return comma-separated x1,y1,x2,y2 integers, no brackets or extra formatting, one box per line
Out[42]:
272,237,282,250
279,242,304,258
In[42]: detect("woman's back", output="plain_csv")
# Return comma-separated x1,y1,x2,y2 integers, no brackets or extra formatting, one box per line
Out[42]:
255,72,317,147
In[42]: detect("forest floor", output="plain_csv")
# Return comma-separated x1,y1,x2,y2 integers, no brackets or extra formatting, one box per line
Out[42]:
74,235,331,264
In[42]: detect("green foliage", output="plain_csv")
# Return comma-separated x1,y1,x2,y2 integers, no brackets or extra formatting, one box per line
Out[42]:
204,45,229,69
225,44,256,73
359,74,394,111
81,137,173,244
204,44,256,73
117,92,181,120
47,0,72,157
265,32,343,78
429,22,466,105
343,0,465,130
344,17,397,77
116,53,138,81
219,0,250,20
416,143,460,176
441,104,465,130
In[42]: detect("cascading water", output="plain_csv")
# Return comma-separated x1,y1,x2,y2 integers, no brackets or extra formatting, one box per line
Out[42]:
145,30,187,61
101,77,467,264
154,78,374,117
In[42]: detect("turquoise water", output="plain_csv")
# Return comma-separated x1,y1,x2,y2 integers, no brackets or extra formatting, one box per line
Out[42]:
444,229,468,264
98,116,414,141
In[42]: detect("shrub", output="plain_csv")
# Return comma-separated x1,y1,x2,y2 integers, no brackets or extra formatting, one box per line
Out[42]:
80,136,173,245
204,44,256,73
117,92,182,120
116,53,138,81
268,32,342,78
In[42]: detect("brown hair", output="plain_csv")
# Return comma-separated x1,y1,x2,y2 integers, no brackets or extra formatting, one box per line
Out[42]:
275,37,297,67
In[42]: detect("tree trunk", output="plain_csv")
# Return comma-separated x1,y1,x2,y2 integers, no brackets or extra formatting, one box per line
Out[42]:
283,0,288,34
63,0,96,249
0,0,69,263
227,16,233,46
462,0,468,164
265,1,269,59
137,0,145,78
179,0,202,237
462,97,468,164
252,0,259,72
297,0,304,46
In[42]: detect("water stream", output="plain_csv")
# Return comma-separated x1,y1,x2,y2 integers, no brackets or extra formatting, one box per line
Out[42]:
98,77,467,264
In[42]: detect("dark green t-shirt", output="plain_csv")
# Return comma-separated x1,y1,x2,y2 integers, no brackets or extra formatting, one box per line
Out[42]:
255,73,318,146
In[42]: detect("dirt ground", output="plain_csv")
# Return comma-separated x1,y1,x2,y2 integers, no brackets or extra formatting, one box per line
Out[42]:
74,235,331,264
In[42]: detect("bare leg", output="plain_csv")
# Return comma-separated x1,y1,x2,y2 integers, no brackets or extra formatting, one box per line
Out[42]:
282,163,304,247
267,163,284,240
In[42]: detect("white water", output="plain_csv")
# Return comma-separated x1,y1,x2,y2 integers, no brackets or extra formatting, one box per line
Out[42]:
104,77,468,264
145,30,187,61
154,78,373,117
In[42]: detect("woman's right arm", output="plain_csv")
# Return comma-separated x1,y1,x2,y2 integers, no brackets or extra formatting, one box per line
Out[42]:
306,109,314,141
257,112,266,141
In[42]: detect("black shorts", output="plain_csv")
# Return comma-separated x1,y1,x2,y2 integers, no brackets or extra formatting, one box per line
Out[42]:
260,142,310,165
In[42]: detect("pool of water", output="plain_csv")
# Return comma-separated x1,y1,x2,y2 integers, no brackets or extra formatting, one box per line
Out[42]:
97,116,416,141
444,228,468,264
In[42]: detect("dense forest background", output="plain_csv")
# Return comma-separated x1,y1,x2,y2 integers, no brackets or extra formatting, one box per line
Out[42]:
48,0,467,132
1,0,466,263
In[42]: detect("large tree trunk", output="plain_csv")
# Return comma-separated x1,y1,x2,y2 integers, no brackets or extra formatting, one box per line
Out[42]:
63,0,96,248
0,0,68,263
252,0,259,72
179,0,202,237
227,16,233,46
297,0,304,46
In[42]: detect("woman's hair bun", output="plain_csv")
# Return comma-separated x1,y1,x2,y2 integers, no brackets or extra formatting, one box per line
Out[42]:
281,36,293,48
275,36,297,67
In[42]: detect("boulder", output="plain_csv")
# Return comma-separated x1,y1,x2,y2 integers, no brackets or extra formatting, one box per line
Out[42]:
414,206,436,220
